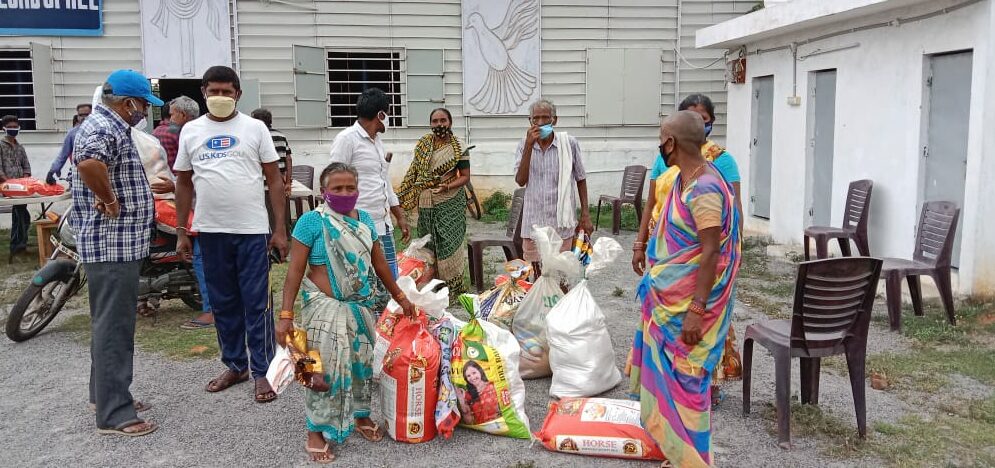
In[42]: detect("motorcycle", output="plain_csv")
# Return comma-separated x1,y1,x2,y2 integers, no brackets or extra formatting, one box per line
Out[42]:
5,209,202,342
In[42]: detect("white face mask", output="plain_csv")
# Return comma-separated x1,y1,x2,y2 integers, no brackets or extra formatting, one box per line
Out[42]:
378,110,390,132
206,95,237,119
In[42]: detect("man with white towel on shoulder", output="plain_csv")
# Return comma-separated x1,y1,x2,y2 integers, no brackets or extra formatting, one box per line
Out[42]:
514,98,593,277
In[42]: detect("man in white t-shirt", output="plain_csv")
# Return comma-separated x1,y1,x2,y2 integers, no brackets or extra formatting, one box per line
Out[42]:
173,66,287,403
329,88,410,277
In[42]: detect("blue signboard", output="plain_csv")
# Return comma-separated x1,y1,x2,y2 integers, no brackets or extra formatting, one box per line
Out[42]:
0,0,103,36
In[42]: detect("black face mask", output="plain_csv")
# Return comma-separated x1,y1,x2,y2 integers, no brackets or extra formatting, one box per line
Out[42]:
432,125,451,138
659,138,675,167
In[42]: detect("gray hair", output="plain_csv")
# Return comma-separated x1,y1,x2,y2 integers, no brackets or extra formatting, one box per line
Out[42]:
320,162,359,187
100,82,129,106
170,95,200,119
529,98,557,117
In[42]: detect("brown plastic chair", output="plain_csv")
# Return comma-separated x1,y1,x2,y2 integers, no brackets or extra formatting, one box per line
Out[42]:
291,165,316,220
595,165,646,235
880,201,960,331
803,180,873,260
743,256,883,449
467,188,526,292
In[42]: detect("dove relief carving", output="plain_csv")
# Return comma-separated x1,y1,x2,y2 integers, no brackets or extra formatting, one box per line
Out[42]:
463,0,541,115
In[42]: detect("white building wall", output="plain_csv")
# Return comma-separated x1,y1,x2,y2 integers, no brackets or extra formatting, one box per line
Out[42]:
1,1,754,204
715,0,993,293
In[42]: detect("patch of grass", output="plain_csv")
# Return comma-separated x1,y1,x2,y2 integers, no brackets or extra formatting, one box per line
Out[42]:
0,227,44,276
612,286,624,297
758,280,794,299
586,204,639,232
59,304,220,360
509,462,536,468
480,191,512,224
866,347,995,392
866,414,995,467
737,288,790,319
760,402,865,456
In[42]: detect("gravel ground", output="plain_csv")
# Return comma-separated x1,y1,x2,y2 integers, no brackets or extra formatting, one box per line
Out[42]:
0,219,904,467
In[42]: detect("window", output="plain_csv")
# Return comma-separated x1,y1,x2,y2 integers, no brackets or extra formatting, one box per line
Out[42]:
0,49,36,131
327,50,404,128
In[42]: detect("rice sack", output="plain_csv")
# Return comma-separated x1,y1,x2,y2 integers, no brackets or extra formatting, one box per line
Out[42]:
450,294,531,439
535,397,665,461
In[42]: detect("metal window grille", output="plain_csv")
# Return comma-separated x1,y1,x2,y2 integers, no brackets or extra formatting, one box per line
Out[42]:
0,50,36,131
327,50,405,128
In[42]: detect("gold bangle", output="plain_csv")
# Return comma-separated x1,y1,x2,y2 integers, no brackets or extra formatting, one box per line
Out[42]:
687,301,707,317
278,310,294,320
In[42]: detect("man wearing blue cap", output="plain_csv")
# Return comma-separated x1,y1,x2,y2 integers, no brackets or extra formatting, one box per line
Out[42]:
70,69,162,437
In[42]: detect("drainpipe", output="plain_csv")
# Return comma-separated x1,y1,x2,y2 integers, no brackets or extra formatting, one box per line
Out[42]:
675,0,682,110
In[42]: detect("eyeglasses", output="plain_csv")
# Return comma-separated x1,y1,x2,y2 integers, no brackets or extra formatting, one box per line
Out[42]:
529,116,553,125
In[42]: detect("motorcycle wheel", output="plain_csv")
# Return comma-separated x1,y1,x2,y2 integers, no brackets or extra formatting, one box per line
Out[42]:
5,277,74,342
180,293,203,312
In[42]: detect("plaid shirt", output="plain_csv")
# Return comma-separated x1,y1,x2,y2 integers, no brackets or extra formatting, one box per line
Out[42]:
69,104,154,263
0,138,31,180
152,120,180,171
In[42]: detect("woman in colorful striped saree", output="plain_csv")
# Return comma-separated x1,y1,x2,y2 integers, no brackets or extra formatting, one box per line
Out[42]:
630,111,741,467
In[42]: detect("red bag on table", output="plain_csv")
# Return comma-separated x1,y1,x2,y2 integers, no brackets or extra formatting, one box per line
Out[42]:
535,398,665,461
380,312,441,444
1,178,65,197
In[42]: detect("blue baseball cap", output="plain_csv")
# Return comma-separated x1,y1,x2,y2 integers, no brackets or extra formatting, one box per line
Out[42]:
104,69,164,107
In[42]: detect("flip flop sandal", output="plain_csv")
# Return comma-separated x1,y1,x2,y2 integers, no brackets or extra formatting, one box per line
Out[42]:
711,389,726,409
97,420,158,437
254,378,278,403
180,319,214,330
305,442,335,464
206,369,250,393
89,400,152,413
355,422,384,442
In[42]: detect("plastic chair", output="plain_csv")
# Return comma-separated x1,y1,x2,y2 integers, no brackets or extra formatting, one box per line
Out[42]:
880,201,960,331
803,180,873,260
291,165,316,220
743,257,883,449
467,188,526,292
595,165,646,235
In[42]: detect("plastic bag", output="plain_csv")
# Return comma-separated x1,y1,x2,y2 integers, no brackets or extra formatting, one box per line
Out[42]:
0,177,65,197
373,276,449,382
535,398,665,461
451,294,531,439
397,234,435,290
380,312,441,443
547,236,624,398
513,227,576,379
479,260,532,328
132,127,174,201
428,313,462,438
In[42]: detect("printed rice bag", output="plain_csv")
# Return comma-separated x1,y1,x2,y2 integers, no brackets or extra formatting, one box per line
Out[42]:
0,178,65,197
479,259,532,328
535,398,665,461
380,312,441,443
548,236,625,398
513,227,578,379
450,294,531,439
373,276,449,382
397,235,436,290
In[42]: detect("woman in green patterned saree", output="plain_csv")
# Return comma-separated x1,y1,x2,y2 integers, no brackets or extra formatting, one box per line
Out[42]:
397,108,471,300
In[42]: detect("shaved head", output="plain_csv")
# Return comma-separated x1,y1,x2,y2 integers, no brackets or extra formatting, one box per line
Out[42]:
662,110,706,152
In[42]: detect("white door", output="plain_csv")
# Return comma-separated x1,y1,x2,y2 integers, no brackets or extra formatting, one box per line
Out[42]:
806,70,837,227
922,51,972,267
750,76,774,219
